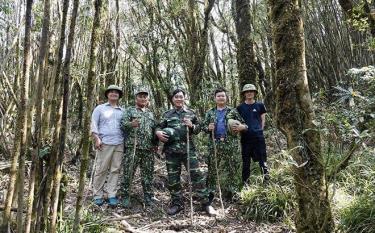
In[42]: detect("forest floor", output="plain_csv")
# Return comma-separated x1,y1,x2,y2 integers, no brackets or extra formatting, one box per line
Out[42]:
61,136,292,233
0,131,293,232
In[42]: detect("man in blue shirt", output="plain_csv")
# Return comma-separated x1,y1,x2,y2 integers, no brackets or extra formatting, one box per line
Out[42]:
232,84,269,185
90,85,125,206
202,88,242,203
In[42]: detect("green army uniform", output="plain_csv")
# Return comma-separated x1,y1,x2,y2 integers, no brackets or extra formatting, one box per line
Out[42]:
121,106,157,204
202,107,243,201
157,108,209,208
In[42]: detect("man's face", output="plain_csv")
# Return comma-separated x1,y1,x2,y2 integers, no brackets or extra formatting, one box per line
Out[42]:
215,91,227,105
135,93,149,107
107,90,120,101
172,92,185,108
244,90,256,99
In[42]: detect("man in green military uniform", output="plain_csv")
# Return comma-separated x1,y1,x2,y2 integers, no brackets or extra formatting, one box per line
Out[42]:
121,87,158,207
155,88,217,216
201,88,243,203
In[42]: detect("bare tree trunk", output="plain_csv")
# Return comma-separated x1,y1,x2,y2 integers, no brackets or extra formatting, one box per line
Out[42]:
233,0,257,89
269,0,334,232
49,0,79,232
1,0,33,231
73,0,103,231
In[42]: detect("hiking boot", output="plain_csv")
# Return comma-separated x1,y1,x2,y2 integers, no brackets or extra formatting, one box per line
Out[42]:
122,197,131,208
167,204,184,215
108,197,119,207
94,198,104,206
205,205,218,217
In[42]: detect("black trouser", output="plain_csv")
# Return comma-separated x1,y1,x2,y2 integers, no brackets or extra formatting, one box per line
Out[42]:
241,137,268,184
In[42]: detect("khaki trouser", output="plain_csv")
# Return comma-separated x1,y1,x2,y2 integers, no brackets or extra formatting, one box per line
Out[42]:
93,143,124,199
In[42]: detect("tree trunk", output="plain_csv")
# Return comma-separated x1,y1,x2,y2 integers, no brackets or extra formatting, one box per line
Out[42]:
49,0,79,232
1,0,33,231
233,0,257,90
268,0,334,232
188,0,215,113
73,0,103,231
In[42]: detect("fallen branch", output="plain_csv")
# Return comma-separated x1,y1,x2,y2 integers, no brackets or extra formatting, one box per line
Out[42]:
112,213,143,233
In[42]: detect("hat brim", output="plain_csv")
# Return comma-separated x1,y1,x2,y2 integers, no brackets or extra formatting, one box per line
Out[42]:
135,91,149,96
241,89,258,94
105,89,123,98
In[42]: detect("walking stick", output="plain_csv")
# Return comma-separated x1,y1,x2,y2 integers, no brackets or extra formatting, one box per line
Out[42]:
131,118,139,173
186,124,194,225
211,129,225,217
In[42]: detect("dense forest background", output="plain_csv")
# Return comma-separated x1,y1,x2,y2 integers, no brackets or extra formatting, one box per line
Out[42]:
0,0,374,232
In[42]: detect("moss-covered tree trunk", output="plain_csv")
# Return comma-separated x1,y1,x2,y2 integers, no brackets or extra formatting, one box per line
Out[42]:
268,0,334,232
233,0,257,89
73,0,103,231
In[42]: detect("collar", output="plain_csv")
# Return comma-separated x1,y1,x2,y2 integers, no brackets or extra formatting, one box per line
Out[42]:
105,102,121,109
173,106,187,113
135,106,149,112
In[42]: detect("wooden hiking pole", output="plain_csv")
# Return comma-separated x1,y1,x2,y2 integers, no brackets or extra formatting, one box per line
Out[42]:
186,124,194,225
211,129,225,217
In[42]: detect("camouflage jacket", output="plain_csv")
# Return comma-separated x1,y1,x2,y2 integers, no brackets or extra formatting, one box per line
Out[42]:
156,107,200,153
121,106,157,150
201,106,244,146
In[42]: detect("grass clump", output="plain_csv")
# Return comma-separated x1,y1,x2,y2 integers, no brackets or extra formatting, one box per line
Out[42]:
338,194,375,233
239,177,294,223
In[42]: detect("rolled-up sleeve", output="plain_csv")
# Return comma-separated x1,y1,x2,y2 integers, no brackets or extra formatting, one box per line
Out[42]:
90,106,100,134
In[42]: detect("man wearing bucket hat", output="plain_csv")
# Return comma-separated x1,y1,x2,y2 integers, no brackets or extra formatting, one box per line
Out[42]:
91,85,125,206
228,84,269,185
120,86,158,207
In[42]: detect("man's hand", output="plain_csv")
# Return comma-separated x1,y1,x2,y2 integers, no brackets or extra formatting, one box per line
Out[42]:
182,118,193,128
208,123,215,131
232,123,247,133
156,130,169,142
130,119,140,128
94,137,103,150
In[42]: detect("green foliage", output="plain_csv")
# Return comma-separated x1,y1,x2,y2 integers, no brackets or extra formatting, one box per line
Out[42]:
59,208,108,233
338,195,375,233
239,181,295,223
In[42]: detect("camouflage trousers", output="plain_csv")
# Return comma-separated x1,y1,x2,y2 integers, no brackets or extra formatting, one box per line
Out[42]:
165,148,209,207
122,147,154,199
206,138,242,200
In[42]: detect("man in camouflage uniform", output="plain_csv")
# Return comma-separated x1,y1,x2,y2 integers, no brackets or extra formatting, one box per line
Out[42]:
121,87,158,207
201,88,243,202
155,88,217,216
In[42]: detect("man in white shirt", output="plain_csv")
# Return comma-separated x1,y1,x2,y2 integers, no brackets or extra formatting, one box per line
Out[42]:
90,85,125,206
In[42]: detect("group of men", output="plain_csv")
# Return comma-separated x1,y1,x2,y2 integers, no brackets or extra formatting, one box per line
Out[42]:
90,84,268,216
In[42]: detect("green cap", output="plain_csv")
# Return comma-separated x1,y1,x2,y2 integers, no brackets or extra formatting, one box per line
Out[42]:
105,85,123,98
241,84,258,94
135,87,149,96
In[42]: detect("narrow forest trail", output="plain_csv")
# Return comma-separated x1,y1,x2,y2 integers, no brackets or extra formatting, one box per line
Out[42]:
63,149,291,233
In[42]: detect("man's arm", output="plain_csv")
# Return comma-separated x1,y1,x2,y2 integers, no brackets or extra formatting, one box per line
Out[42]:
90,107,102,150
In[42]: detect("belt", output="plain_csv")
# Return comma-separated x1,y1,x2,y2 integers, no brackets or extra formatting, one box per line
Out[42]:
215,137,226,142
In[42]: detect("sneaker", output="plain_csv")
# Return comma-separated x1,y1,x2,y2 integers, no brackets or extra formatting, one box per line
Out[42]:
122,197,131,208
108,197,119,207
167,204,184,215
205,205,218,217
94,198,104,206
